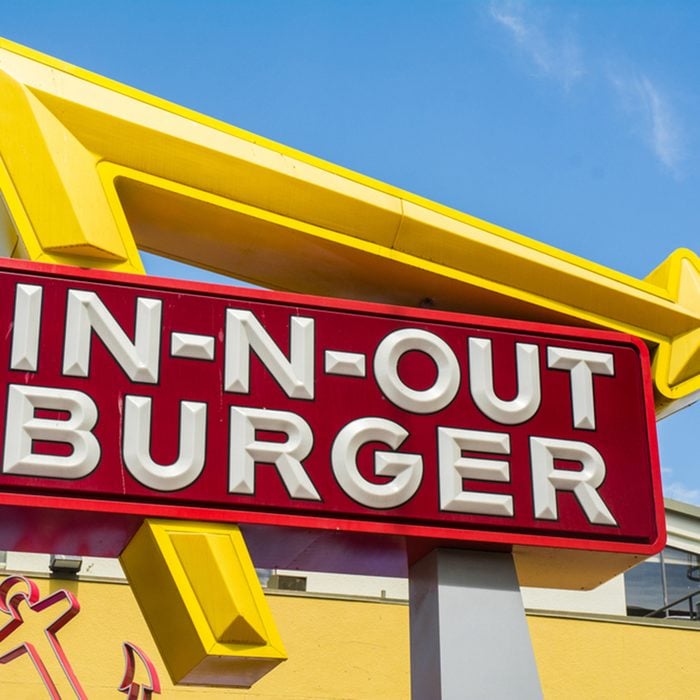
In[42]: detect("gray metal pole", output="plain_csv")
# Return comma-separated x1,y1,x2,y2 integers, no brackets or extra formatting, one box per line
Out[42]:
408,548,542,700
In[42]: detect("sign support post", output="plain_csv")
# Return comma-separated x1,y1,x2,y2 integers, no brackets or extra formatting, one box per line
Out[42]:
409,549,542,700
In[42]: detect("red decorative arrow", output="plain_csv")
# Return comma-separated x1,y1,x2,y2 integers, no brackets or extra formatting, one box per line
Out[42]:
0,575,86,698
118,641,161,699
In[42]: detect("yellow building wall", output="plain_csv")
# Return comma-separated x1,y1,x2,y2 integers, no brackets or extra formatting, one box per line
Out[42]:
0,577,697,699
529,613,698,699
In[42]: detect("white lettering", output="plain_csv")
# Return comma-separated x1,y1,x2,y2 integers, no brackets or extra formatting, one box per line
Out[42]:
374,328,460,414
11,283,43,371
530,436,616,525
547,347,614,429
224,310,314,399
331,417,422,509
438,427,513,516
3,384,100,478
229,407,319,500
469,338,541,424
63,290,161,382
123,396,207,491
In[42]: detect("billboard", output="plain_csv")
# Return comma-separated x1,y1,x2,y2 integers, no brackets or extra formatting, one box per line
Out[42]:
0,259,664,567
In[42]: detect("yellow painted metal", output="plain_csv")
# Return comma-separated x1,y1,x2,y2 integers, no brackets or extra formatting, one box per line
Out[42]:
119,519,287,687
169,531,267,645
0,38,697,415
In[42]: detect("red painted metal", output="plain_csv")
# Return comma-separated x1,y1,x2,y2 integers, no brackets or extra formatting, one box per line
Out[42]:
0,259,664,558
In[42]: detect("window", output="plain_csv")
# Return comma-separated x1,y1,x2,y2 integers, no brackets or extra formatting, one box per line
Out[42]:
625,546,700,619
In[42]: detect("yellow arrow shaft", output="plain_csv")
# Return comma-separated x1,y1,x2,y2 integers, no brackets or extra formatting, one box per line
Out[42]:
0,37,697,414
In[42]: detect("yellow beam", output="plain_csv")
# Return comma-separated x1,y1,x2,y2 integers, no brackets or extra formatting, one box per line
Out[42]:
119,520,286,687
0,37,697,415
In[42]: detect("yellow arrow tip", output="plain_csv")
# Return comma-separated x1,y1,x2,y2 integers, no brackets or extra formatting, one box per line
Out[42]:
646,248,700,312
647,249,700,410
668,327,700,387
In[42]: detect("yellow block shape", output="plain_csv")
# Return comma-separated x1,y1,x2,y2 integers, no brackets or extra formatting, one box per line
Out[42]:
119,520,286,687
0,37,698,416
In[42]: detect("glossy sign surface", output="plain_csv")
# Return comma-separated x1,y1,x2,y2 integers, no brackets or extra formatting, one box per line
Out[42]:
0,259,663,556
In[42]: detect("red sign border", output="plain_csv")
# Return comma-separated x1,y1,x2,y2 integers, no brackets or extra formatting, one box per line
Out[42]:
0,258,666,557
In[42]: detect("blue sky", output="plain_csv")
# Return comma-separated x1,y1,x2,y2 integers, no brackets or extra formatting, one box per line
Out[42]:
4,1,699,503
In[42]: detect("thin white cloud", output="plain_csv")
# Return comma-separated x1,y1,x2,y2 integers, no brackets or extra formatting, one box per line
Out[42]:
487,2,687,177
609,70,685,176
488,0,584,88
665,481,700,506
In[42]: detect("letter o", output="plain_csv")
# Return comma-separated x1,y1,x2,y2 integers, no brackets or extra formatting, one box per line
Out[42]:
374,328,460,414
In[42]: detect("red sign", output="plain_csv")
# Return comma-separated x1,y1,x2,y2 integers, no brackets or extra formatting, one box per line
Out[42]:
0,259,663,560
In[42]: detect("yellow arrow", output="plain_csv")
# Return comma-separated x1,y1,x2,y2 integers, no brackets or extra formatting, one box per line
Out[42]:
120,520,287,687
0,36,697,417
